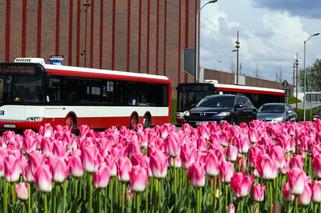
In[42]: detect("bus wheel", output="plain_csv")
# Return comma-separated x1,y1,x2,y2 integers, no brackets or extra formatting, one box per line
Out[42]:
129,114,138,130
143,113,152,128
65,116,77,134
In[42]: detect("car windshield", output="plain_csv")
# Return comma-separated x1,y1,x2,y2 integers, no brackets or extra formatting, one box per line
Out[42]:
258,105,285,113
196,96,235,108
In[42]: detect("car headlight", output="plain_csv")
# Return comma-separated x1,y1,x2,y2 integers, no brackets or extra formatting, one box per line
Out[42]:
26,117,43,122
272,117,284,122
184,111,190,117
217,112,231,117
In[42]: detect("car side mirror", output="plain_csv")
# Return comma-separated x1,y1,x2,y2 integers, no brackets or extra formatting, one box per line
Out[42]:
191,103,196,108
287,110,293,114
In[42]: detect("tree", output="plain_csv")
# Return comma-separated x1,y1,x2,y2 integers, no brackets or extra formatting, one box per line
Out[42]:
299,59,321,92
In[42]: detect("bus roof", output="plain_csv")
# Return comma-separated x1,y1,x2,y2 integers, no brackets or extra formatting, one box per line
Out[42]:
214,83,285,95
43,64,170,84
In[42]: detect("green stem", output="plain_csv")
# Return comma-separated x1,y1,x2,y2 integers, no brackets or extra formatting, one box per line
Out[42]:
28,183,32,213
63,181,67,212
44,193,48,213
295,198,298,213
11,183,16,205
240,198,244,213
98,189,102,213
4,181,8,213
270,181,273,213
110,178,114,213
136,193,140,213
145,183,148,213
88,174,93,213
197,188,202,213
122,183,126,213
225,184,228,207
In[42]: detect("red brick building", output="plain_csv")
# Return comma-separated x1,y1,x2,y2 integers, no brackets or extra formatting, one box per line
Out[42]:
0,0,199,97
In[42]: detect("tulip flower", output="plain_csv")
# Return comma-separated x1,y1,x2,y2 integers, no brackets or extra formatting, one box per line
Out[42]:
205,150,221,177
34,163,53,192
256,154,278,180
287,168,306,195
81,144,98,173
312,181,321,203
28,150,45,174
150,149,168,178
166,134,180,157
48,156,69,183
227,145,238,162
289,155,304,170
228,204,235,213
252,183,265,202
231,172,254,197
4,153,22,182
15,182,29,200
93,163,111,188
117,156,133,182
299,181,312,206
312,155,321,178
129,165,148,192
69,151,84,177
188,160,206,187
220,160,234,183
283,183,295,201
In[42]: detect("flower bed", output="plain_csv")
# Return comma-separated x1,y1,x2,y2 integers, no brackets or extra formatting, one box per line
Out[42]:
1,120,321,212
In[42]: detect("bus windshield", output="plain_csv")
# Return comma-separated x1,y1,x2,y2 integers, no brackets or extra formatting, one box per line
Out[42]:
0,64,44,105
11,75,43,104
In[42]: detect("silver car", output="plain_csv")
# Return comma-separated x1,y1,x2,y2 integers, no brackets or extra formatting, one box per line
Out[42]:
257,103,297,122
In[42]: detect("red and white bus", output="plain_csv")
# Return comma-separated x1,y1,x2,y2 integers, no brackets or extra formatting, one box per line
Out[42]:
176,81,285,124
0,58,171,130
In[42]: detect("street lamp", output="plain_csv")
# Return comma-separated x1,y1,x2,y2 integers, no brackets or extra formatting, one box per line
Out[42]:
195,0,218,82
303,32,320,121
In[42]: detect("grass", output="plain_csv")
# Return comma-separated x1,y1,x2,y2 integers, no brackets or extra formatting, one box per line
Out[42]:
295,108,318,121
287,96,301,104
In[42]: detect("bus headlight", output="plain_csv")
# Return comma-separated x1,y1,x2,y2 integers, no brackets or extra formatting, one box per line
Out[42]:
217,112,231,117
26,117,43,122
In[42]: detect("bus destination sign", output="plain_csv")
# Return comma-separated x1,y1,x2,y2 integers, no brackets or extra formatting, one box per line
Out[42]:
0,65,36,75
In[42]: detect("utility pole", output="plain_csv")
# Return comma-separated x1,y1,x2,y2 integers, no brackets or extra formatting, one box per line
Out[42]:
295,53,299,110
234,31,240,85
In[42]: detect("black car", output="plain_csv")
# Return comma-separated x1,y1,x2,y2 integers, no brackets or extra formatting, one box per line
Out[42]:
257,103,297,122
184,94,257,125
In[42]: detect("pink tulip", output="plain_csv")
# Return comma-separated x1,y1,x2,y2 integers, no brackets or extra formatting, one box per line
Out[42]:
0,148,6,177
150,149,168,178
219,131,229,147
48,156,69,183
312,181,321,202
15,183,29,200
81,144,98,173
312,155,321,178
220,160,234,183
287,168,306,195
117,156,132,182
129,165,148,192
235,134,250,154
227,145,238,162
166,134,180,157
283,183,295,201
23,135,37,153
249,146,264,167
289,155,304,169
252,183,265,202
40,137,54,156
39,123,53,138
93,163,111,188
34,163,53,192
205,150,221,177
248,129,259,143
28,150,45,174
69,151,84,177
180,144,196,168
269,145,284,168
188,160,206,187
256,154,278,180
169,156,182,168
4,153,22,182
228,204,235,213
231,172,254,197
299,181,312,205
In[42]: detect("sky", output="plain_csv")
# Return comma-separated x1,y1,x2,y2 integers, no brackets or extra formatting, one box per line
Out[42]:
200,0,321,84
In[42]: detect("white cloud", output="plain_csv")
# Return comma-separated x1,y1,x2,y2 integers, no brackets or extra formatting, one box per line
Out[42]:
200,0,319,83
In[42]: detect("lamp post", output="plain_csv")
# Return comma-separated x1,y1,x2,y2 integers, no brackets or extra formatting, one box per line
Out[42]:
80,0,91,67
303,32,320,121
195,0,218,82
